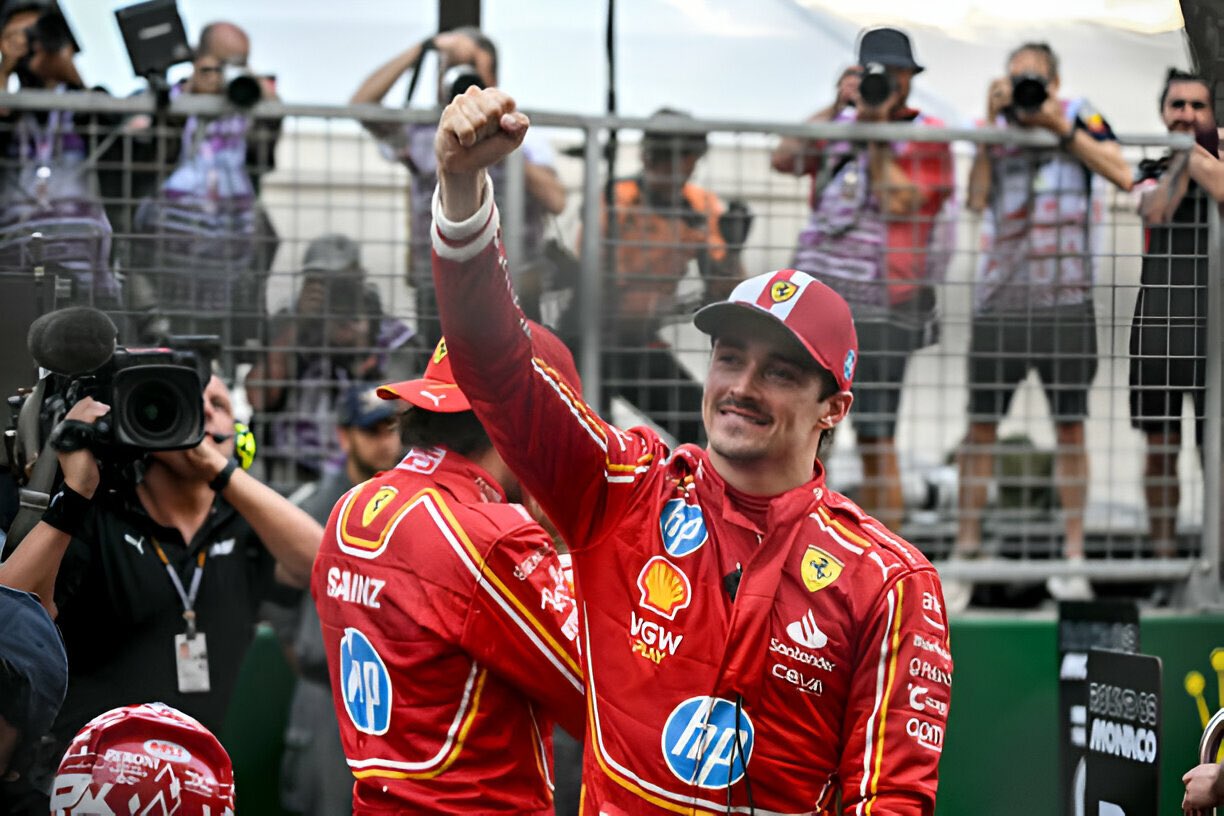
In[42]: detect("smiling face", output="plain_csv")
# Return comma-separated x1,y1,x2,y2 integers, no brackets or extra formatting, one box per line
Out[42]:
702,324,850,482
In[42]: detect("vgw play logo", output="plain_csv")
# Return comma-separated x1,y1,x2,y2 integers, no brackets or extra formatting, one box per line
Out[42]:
661,696,754,788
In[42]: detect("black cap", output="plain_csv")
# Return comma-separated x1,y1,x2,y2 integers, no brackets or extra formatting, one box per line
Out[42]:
857,27,923,73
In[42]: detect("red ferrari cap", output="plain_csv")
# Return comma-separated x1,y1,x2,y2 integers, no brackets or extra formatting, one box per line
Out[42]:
694,269,859,391
377,321,582,412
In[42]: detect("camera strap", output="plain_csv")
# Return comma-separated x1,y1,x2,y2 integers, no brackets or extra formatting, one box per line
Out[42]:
152,539,206,639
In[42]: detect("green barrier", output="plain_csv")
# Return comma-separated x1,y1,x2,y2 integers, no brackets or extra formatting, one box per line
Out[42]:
221,623,296,816
938,612,1224,816
220,614,1224,814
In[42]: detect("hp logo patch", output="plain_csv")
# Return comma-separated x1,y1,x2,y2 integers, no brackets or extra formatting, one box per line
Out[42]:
340,628,391,735
661,696,754,788
660,499,708,558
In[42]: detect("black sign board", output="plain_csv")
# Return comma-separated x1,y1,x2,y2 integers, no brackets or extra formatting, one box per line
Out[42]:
1084,649,1162,815
1057,600,1140,816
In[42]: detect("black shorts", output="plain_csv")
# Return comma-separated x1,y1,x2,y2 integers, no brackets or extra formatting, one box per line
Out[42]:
1129,318,1206,445
852,318,928,440
967,304,1098,423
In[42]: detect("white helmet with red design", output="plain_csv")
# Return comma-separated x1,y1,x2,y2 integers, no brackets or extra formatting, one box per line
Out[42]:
49,702,235,815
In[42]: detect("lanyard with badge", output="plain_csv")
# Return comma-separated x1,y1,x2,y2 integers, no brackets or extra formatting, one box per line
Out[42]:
152,539,211,693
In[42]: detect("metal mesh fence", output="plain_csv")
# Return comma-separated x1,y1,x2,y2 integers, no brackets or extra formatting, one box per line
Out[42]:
0,89,1214,603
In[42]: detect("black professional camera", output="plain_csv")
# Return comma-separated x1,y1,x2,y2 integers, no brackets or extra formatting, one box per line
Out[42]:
48,345,210,454
858,63,894,107
442,63,484,102
1008,73,1049,116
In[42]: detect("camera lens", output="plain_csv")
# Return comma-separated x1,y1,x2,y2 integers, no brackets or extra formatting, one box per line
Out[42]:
125,381,180,439
858,64,892,107
112,365,205,451
224,67,262,108
1011,75,1048,113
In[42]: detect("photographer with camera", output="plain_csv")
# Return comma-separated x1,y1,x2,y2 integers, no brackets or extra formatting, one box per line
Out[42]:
950,42,1133,611
351,27,565,350
590,108,749,446
1131,70,1224,569
0,312,322,805
771,26,954,531
127,20,281,346
0,2,123,314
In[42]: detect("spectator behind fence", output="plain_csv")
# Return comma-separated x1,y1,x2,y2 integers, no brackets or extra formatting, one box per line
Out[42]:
128,21,281,347
49,703,234,815
277,384,403,816
0,584,67,814
351,27,565,349
772,27,954,531
0,2,122,314
431,85,952,815
950,42,1133,611
587,109,749,446
247,233,414,484
312,328,584,814
1132,70,1224,561
0,375,321,807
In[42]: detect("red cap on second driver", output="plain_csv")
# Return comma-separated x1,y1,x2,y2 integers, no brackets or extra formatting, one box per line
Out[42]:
377,321,582,412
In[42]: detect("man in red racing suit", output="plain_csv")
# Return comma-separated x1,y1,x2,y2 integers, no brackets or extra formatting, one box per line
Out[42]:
312,327,585,814
427,88,953,815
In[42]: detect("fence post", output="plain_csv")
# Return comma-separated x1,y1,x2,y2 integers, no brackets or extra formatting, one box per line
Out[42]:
502,148,526,271
1190,200,1224,607
578,124,603,410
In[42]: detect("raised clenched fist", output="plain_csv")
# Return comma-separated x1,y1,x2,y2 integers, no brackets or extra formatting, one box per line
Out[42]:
435,86,530,179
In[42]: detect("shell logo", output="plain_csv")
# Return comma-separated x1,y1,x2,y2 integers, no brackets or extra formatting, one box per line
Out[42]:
770,280,798,303
362,486,399,527
636,556,692,620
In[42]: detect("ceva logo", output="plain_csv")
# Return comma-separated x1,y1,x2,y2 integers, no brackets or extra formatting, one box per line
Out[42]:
661,696,754,789
660,499,708,558
340,628,392,735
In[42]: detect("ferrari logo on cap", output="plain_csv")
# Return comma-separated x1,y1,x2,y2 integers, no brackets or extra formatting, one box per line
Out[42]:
770,281,798,304
362,486,399,527
801,546,843,593
432,339,448,366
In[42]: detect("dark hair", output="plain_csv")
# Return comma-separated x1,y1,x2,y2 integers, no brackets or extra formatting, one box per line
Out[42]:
642,108,708,162
399,407,491,458
815,366,839,461
1008,41,1059,80
450,25,498,81
1160,67,1212,110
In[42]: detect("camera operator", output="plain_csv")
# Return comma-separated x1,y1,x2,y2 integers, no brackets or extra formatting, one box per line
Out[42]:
771,27,955,530
1,373,322,805
0,1,43,92
350,27,565,349
1131,70,1224,567
951,42,1133,610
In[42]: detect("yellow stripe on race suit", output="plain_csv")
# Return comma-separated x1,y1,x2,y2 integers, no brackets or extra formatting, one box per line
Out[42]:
815,506,874,551
429,489,583,681
352,668,489,780
865,583,905,814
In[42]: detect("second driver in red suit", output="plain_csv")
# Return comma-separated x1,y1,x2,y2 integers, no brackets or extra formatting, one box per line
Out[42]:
312,325,585,814
427,87,954,814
